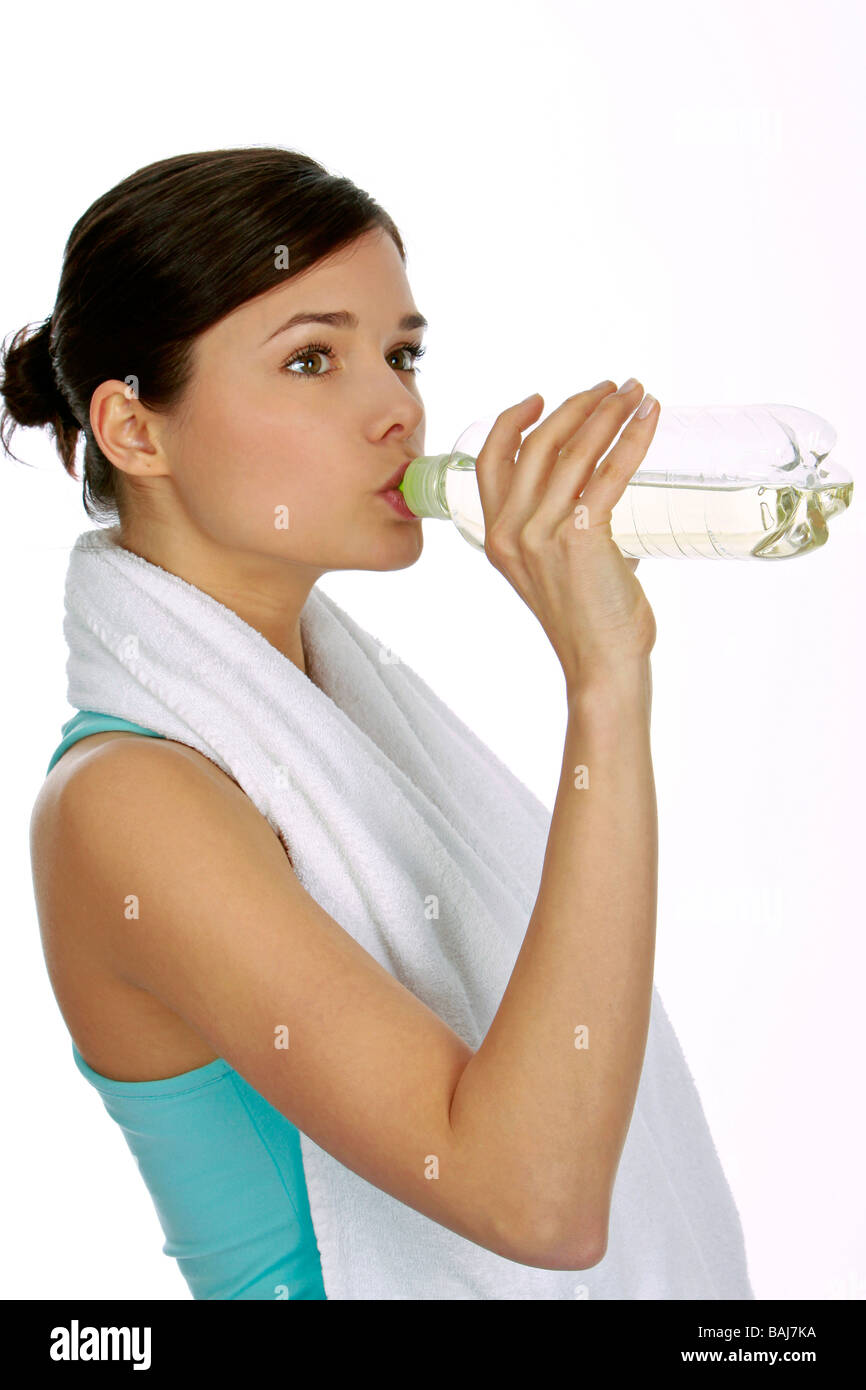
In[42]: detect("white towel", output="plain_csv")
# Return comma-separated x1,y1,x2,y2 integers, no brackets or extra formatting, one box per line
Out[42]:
62,525,754,1300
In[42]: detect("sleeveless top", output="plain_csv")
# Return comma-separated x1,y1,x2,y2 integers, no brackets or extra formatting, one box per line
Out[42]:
46,710,327,1300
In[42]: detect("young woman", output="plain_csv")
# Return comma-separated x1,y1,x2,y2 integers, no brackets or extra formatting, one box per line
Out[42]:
2,146,752,1300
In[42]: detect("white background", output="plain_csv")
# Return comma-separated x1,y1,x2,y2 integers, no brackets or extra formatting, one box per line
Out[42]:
2,0,863,1300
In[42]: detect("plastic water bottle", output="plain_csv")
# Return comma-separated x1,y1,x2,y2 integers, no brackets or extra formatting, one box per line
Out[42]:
398,404,853,560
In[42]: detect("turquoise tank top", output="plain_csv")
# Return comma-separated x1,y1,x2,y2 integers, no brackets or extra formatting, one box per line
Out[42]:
47,711,327,1300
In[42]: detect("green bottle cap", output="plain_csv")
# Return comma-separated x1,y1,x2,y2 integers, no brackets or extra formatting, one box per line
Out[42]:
398,455,453,519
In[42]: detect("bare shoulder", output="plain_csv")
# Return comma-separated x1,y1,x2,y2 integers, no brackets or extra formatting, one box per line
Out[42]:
37,728,243,804
31,728,292,967
30,731,261,1079
33,730,270,864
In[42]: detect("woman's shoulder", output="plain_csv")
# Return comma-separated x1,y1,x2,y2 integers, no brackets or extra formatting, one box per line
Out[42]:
30,731,257,1080
34,729,295,897
32,730,253,961
40,727,242,805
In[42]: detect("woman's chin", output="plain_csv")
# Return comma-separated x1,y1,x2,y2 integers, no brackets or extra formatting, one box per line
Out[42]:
365,521,424,570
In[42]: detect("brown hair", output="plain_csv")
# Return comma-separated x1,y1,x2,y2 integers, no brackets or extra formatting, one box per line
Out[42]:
0,147,405,523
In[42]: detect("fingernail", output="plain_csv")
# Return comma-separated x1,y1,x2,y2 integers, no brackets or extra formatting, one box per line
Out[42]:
636,394,657,419
616,377,640,395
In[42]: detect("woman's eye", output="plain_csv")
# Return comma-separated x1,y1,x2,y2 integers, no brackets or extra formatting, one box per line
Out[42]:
284,348,331,377
281,341,425,380
389,346,416,371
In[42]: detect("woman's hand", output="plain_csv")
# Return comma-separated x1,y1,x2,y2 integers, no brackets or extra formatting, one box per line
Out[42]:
474,380,659,693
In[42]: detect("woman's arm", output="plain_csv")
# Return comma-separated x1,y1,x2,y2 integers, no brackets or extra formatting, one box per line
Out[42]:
448,661,657,1267
32,734,607,1271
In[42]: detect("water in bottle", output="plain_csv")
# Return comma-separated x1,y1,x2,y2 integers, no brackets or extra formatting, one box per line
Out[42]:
398,404,853,560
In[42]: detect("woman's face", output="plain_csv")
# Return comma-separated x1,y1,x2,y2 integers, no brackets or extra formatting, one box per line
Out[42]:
152,225,427,573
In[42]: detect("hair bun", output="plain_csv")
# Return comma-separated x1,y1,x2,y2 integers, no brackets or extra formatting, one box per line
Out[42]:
0,317,79,430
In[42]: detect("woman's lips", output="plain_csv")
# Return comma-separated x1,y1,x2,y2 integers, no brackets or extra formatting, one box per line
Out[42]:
379,487,417,519
379,460,412,492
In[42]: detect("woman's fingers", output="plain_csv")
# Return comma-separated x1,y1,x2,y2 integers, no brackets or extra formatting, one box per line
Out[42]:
502,382,623,524
477,382,618,539
534,380,653,524
473,393,545,528
576,392,659,524
475,378,657,682
474,379,657,557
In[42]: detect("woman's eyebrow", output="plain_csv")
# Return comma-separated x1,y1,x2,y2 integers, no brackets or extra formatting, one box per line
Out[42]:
261,309,428,345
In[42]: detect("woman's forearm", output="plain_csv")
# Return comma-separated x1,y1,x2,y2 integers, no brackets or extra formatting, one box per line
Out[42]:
448,662,657,1264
